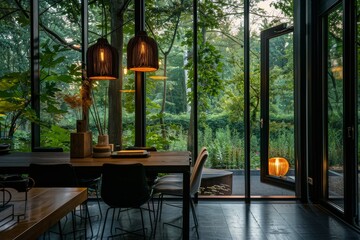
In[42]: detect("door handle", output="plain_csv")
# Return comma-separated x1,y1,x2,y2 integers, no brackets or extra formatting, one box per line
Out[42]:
347,126,354,139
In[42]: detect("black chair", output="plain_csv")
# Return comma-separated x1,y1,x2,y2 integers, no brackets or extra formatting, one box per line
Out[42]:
31,147,102,217
125,146,158,185
100,163,153,239
152,150,209,238
29,163,78,187
28,163,92,239
77,172,102,218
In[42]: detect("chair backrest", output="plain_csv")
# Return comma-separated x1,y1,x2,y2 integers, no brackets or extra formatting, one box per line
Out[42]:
191,146,207,167
101,163,150,208
199,146,207,156
29,163,78,187
190,150,208,196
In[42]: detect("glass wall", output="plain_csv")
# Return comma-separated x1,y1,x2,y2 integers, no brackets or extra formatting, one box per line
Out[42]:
0,1,31,151
87,1,134,148
144,1,192,151
0,0,298,198
141,0,297,197
38,0,82,150
138,0,296,197
194,0,244,196
0,1,136,151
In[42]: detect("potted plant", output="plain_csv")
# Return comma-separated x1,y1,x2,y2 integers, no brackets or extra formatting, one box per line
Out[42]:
64,78,93,158
90,86,112,157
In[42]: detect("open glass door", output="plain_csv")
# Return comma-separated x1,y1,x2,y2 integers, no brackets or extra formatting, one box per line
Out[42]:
260,24,295,190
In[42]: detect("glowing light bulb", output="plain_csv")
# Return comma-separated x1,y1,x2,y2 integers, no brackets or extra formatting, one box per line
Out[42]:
140,42,145,54
275,158,280,176
100,48,105,62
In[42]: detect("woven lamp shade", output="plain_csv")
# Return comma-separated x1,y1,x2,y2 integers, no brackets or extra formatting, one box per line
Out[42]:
87,38,119,80
127,31,159,72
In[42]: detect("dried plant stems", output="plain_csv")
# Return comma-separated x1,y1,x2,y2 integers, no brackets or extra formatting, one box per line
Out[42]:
91,90,104,135
103,87,108,134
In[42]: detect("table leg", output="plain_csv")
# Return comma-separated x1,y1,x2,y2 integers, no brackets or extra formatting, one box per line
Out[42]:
182,170,190,240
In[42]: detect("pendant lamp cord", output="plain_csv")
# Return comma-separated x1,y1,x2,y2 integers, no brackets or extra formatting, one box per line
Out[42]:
101,0,107,37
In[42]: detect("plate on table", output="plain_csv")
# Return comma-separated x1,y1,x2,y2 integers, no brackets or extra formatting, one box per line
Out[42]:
111,150,150,158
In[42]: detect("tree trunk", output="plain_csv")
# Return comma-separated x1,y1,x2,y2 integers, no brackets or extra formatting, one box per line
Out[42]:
187,48,194,152
159,54,167,146
108,1,129,150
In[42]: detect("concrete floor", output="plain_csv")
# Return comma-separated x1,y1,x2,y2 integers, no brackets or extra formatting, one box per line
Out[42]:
43,199,360,239
231,175,294,196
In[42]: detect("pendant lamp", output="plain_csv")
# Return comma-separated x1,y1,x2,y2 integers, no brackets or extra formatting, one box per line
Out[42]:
127,31,159,72
87,37,119,80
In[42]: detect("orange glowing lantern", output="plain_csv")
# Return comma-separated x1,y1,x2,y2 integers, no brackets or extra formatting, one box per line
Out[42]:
268,157,289,177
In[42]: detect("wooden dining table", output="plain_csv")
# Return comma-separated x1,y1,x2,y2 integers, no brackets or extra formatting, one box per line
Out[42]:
0,187,87,240
0,151,192,239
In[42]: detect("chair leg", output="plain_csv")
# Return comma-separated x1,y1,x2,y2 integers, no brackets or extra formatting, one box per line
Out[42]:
153,193,164,238
159,194,164,221
190,198,199,238
158,194,200,239
84,203,93,238
190,198,198,227
150,196,156,221
93,184,102,218
71,211,77,239
146,202,153,237
139,208,147,239
100,207,111,239
58,221,64,240
102,205,153,239
153,194,160,239
110,208,117,236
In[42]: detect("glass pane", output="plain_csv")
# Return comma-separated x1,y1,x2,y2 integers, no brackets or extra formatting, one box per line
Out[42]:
0,1,31,151
327,5,344,209
268,33,295,186
194,1,244,196
144,1,192,151
252,0,294,196
39,0,82,150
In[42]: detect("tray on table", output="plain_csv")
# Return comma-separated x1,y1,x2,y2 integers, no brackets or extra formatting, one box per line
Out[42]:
111,150,150,158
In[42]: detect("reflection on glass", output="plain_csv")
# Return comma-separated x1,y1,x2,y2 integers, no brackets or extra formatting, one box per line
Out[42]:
268,33,295,186
327,5,344,209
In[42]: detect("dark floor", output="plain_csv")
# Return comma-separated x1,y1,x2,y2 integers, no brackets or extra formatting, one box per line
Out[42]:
41,198,360,240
